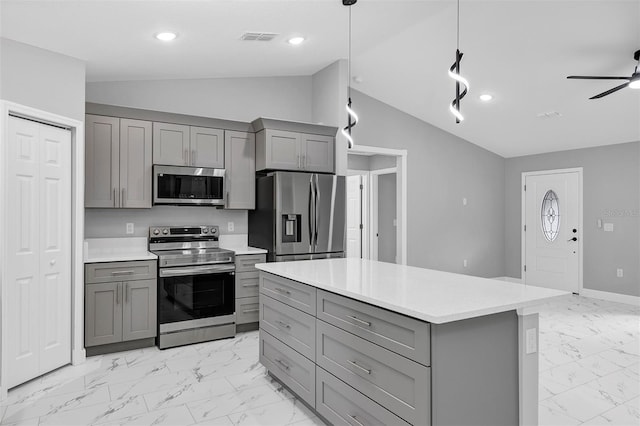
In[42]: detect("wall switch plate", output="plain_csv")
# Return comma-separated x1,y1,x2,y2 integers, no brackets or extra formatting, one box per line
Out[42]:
617,268,624,278
462,197,468,206
227,222,234,232
604,223,614,232
525,328,537,354
126,223,134,234
393,219,397,227
463,259,468,268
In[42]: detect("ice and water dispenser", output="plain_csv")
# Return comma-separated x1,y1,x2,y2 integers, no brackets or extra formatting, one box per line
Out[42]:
281,214,301,243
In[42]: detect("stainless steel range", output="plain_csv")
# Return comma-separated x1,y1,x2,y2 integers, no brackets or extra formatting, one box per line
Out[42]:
149,225,236,349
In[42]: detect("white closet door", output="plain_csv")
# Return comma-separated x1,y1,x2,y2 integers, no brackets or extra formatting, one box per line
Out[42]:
6,116,71,388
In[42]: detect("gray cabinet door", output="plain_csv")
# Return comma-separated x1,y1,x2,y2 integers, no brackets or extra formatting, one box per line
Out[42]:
85,114,119,208
120,119,152,208
257,129,301,171
153,122,190,166
122,279,157,341
85,282,123,347
191,126,224,168
224,131,256,209
302,133,334,173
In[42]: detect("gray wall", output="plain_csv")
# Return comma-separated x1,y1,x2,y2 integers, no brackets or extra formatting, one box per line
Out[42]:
505,141,640,297
85,207,247,238
351,90,505,277
347,154,397,171
86,76,312,124
378,173,397,263
0,38,85,121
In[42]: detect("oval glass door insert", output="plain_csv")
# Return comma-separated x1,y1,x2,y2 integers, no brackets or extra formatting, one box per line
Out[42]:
541,190,560,242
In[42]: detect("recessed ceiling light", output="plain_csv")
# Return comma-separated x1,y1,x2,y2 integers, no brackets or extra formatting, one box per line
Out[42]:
287,36,305,45
629,78,640,89
479,94,493,102
155,32,177,42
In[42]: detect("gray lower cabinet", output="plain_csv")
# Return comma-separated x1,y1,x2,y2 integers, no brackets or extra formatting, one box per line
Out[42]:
235,254,266,326
85,261,157,350
85,114,152,208
225,131,256,209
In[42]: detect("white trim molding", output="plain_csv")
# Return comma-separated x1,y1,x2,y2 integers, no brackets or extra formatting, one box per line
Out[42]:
0,101,85,399
580,289,640,306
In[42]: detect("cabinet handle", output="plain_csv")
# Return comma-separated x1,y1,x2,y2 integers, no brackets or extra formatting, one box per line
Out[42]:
121,188,126,207
302,154,306,169
184,149,189,165
125,283,129,303
274,287,291,295
111,270,135,276
116,283,120,305
192,149,196,166
347,360,372,375
275,320,291,329
346,315,372,327
297,154,301,168
242,283,259,288
349,415,366,426
113,188,117,207
274,358,290,371
243,308,259,314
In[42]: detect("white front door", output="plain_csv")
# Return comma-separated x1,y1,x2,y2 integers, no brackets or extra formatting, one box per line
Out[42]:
346,175,362,258
523,170,581,293
6,116,71,388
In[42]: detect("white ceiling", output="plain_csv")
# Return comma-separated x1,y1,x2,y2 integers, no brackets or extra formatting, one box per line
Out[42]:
1,0,639,158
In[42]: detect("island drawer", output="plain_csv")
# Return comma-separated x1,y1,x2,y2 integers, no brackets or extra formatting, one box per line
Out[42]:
317,290,430,366
235,271,260,298
260,294,315,360
260,329,315,408
260,273,316,315
236,254,266,272
236,296,259,325
316,366,412,426
316,321,430,425
85,260,157,284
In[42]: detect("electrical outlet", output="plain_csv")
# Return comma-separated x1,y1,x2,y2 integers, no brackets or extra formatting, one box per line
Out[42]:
227,221,234,232
604,223,614,232
463,259,468,268
617,268,624,278
126,223,134,234
525,328,537,354
462,197,467,206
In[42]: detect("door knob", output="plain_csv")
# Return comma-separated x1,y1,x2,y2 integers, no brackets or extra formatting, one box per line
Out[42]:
573,228,577,233
568,237,578,242
50,260,56,265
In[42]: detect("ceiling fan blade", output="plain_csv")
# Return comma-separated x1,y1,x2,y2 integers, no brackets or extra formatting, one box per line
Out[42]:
589,82,630,99
567,76,630,80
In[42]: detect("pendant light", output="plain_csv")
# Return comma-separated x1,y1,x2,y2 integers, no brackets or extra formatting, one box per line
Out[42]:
448,0,469,123
341,0,359,149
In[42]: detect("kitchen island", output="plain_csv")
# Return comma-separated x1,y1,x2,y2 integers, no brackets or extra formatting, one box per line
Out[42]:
256,258,568,426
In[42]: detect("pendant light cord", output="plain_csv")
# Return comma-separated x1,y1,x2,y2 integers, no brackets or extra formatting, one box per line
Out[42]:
456,0,460,50
348,5,352,97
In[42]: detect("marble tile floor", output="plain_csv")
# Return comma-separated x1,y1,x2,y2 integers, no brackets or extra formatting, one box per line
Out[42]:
0,294,638,426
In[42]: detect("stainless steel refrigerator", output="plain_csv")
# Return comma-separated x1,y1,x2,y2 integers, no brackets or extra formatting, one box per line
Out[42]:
249,172,346,262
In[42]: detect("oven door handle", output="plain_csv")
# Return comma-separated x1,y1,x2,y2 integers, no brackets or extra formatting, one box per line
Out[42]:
159,264,235,277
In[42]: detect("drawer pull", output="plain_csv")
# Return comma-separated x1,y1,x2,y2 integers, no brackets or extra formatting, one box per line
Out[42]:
347,360,372,375
242,308,259,314
275,320,291,329
349,415,366,426
275,358,290,371
347,315,372,327
242,283,259,287
111,270,135,276
274,287,292,295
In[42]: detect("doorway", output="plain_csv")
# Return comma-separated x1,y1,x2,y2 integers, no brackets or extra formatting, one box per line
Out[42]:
522,168,583,293
346,145,407,264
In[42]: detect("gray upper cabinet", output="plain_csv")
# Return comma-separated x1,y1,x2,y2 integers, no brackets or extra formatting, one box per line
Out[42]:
153,122,224,168
153,122,190,166
224,131,256,209
256,129,334,173
85,115,152,208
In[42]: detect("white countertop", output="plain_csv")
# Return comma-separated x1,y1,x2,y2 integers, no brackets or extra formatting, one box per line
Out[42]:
219,234,268,256
84,237,157,263
256,258,569,324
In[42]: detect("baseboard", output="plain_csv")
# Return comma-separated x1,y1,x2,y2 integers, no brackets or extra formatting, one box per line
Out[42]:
493,276,523,284
72,348,86,365
580,289,640,306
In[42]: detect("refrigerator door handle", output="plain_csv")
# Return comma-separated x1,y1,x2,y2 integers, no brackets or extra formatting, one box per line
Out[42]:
308,176,315,250
314,174,320,250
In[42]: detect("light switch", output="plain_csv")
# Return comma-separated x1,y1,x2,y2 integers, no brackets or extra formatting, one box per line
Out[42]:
604,223,614,232
525,328,537,354
126,223,134,234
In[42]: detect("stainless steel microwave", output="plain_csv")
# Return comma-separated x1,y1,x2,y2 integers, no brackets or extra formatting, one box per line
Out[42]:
153,165,225,206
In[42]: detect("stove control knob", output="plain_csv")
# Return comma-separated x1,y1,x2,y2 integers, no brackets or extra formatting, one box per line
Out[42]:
210,227,217,235
202,228,209,234
162,229,169,235
152,229,160,235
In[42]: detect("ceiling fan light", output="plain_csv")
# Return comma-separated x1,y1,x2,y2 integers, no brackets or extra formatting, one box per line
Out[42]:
629,79,640,89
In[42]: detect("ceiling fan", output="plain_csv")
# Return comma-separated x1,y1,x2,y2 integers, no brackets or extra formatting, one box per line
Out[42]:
567,49,640,99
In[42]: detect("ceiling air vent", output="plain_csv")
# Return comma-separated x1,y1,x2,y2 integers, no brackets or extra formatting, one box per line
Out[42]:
240,32,279,42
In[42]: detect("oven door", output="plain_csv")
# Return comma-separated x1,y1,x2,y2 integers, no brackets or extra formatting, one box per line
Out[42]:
154,165,225,206
158,264,235,330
